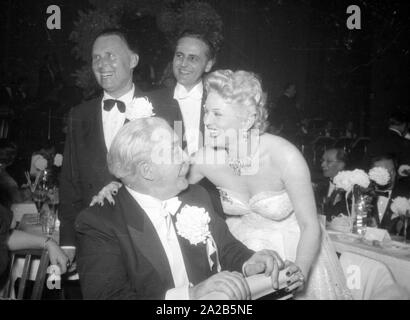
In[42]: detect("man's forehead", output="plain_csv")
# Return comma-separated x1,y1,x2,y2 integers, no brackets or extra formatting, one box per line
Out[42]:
175,37,209,55
93,35,128,52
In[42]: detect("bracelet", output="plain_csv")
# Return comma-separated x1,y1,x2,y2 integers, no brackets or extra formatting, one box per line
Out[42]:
44,236,53,249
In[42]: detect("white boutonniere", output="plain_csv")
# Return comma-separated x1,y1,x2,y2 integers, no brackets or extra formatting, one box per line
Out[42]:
175,205,211,245
53,153,63,167
125,97,155,121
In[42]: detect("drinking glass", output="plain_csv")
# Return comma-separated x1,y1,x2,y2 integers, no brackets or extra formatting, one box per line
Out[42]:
40,203,57,235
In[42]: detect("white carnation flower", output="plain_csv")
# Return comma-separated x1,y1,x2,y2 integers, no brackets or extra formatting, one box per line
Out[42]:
350,169,370,189
391,197,410,219
368,167,390,186
125,97,155,121
175,205,211,245
53,153,63,167
334,171,354,192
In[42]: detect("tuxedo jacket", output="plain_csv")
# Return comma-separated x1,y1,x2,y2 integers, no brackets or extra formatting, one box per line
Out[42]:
368,180,410,234
75,184,254,300
147,86,205,147
148,86,226,220
314,180,349,221
59,86,181,246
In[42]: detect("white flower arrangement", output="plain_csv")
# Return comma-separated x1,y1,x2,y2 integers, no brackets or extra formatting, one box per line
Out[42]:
125,97,155,121
175,205,211,245
368,167,390,186
53,153,63,167
334,169,370,192
391,197,410,219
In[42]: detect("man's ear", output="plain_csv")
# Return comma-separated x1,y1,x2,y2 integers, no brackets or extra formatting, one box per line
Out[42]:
204,58,215,73
137,160,154,181
130,53,139,69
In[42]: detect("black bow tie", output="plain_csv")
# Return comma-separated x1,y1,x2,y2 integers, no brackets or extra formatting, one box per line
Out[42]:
376,190,390,198
103,99,126,113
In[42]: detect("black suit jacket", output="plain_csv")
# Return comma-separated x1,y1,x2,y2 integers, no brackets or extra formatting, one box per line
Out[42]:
148,86,206,149
369,180,410,234
75,184,253,300
59,86,181,246
314,180,348,221
148,86,226,219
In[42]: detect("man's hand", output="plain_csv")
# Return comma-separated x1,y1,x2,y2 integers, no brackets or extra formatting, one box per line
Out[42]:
243,250,284,289
189,271,251,300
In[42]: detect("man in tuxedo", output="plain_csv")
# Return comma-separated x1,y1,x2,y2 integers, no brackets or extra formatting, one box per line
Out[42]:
75,118,295,299
148,30,217,155
315,148,349,221
148,30,225,218
368,154,410,235
59,30,177,261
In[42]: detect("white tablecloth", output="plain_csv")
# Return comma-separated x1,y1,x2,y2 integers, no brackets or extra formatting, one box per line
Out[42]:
328,229,410,297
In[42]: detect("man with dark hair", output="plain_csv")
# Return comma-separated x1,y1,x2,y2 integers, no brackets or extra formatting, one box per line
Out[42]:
148,29,225,218
315,148,349,221
149,29,219,156
368,154,410,237
59,29,176,272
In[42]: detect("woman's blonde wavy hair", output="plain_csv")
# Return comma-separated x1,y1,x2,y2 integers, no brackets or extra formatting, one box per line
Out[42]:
204,69,268,133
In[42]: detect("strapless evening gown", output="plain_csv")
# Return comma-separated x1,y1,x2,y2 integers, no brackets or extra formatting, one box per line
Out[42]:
219,188,353,300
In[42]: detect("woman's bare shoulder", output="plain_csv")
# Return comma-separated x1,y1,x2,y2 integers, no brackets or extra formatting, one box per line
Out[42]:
260,134,301,155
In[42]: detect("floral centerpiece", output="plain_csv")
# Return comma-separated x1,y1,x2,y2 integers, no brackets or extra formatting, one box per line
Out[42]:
391,197,410,242
28,152,63,210
333,167,390,235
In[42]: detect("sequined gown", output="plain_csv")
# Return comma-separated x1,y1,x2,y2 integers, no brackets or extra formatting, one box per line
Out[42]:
219,188,352,300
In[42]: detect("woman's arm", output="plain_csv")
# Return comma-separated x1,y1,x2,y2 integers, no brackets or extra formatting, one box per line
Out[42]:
7,230,69,274
187,149,206,184
276,141,321,279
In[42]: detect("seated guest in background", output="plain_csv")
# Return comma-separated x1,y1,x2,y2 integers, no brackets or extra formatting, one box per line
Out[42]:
0,183,69,290
76,117,302,300
368,154,410,235
315,148,349,221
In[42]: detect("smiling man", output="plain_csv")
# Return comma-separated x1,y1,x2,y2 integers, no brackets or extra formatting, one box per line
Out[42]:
148,30,216,156
59,29,174,275
148,30,226,219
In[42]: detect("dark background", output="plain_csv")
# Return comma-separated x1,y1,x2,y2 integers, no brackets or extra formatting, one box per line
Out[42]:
1,0,409,143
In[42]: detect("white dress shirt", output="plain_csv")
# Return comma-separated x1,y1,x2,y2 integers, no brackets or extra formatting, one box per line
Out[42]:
327,180,336,198
125,187,191,300
102,85,135,150
377,190,392,222
174,82,203,155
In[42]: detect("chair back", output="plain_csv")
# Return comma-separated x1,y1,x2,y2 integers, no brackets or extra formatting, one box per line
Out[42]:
2,248,50,299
